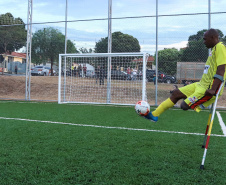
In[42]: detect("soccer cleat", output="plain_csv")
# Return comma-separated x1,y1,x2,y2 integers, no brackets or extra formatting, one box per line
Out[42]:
145,112,158,122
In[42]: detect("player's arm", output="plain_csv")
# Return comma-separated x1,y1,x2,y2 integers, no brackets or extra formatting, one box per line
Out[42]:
205,64,225,96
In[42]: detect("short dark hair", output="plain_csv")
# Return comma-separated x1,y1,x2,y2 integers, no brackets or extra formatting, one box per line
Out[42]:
207,28,219,38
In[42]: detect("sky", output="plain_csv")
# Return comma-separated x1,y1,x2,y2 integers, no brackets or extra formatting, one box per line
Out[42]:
1,0,226,54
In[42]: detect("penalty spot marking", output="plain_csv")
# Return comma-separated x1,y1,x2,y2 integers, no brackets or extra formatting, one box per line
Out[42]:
0,116,226,137
216,111,226,136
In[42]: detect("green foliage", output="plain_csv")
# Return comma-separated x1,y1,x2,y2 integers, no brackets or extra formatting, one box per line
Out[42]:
222,36,226,45
31,27,78,68
155,48,181,75
181,29,224,62
188,29,207,41
95,31,140,53
95,32,140,69
79,47,93,53
188,29,224,41
0,13,26,54
155,29,225,76
181,39,208,62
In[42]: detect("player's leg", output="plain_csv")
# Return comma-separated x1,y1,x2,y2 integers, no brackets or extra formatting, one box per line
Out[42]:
145,84,194,122
153,89,186,115
181,83,213,112
181,101,190,110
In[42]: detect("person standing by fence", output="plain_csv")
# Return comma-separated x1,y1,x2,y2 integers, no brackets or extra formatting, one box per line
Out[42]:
15,65,18,74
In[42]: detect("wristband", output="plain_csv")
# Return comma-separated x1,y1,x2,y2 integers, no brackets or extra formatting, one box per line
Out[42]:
214,74,224,82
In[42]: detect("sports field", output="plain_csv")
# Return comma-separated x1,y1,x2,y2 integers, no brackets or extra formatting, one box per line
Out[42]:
0,101,226,184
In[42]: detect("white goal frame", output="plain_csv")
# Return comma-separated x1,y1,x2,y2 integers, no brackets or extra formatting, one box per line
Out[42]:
58,52,148,105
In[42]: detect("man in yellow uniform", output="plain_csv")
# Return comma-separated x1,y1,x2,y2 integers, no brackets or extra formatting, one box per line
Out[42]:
146,28,226,122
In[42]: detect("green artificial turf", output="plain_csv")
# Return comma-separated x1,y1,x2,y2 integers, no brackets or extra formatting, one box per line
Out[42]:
0,101,225,184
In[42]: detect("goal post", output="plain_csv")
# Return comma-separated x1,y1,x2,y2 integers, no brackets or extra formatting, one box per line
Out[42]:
58,53,148,105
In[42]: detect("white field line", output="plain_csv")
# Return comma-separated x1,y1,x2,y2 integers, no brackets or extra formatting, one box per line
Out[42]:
0,116,226,137
216,111,226,136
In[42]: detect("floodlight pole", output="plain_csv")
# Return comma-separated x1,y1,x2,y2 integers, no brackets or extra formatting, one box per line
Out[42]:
25,0,33,101
65,0,68,54
208,0,211,56
155,0,158,106
107,0,112,103
208,0,211,29
63,0,68,102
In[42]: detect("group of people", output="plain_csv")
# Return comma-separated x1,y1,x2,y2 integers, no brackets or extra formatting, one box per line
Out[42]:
127,67,142,81
71,64,87,77
145,28,226,122
153,73,165,85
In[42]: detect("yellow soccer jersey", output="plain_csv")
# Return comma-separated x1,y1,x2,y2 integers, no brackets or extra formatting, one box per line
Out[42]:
199,42,226,91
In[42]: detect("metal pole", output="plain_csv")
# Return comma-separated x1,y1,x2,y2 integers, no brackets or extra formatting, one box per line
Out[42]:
142,54,147,101
58,55,62,104
108,0,112,54
107,0,112,103
155,0,158,106
200,82,224,169
208,0,211,29
65,0,68,54
208,0,211,56
202,104,213,148
25,0,33,101
63,0,68,102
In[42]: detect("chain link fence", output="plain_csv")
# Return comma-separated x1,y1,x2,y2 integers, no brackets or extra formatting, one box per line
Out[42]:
0,0,226,108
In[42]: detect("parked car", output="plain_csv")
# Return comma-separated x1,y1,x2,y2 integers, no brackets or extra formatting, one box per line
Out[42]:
31,66,56,76
146,69,176,84
111,70,131,80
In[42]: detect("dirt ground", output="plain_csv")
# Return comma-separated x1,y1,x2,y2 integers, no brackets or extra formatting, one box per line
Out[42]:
0,75,226,108
0,76,58,101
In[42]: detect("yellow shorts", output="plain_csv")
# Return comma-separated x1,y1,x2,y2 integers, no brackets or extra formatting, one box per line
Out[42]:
179,82,217,112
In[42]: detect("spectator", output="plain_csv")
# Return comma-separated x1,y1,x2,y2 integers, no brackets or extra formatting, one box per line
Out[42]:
95,66,100,84
15,65,18,74
127,67,131,75
83,64,87,77
99,65,105,85
78,64,82,77
153,73,156,85
132,69,137,81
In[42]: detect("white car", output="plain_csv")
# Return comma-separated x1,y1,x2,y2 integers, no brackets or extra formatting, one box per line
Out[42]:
31,66,56,76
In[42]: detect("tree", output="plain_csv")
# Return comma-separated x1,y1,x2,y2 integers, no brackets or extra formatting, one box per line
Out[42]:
79,47,93,53
31,27,78,75
181,29,224,62
222,35,226,45
95,31,140,69
188,29,223,41
0,13,27,73
78,47,94,66
0,13,27,54
95,31,140,53
155,48,181,75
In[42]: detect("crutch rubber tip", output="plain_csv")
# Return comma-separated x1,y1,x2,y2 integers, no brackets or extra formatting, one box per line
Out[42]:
200,165,204,170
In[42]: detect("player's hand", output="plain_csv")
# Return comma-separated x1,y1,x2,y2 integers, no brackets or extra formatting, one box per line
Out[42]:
205,89,215,96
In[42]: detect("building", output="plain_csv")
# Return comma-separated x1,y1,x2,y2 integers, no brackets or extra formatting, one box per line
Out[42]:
132,56,155,69
0,52,26,73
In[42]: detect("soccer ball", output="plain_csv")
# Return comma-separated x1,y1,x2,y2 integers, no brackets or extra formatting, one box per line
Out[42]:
135,100,150,116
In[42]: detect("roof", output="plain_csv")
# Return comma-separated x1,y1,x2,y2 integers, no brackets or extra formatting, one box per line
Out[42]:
133,56,154,62
2,52,26,59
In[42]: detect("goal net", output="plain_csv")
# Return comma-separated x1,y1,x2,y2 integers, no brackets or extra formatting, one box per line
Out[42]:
58,53,148,105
